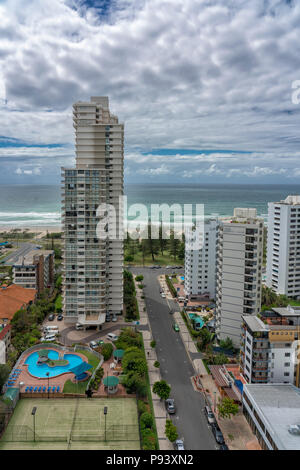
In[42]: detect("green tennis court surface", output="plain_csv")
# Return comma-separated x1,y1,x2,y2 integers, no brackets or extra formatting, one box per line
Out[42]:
0,398,140,450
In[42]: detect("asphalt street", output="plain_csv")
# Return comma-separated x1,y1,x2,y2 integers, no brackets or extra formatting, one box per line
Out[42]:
1,242,37,265
130,267,216,451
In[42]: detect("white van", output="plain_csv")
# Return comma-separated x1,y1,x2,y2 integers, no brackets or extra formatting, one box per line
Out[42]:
41,334,56,342
44,326,59,333
75,323,84,330
107,333,118,342
178,296,185,302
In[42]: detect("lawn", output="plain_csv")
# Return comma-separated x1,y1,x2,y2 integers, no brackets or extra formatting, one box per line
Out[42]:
125,249,183,266
63,349,100,394
0,398,140,450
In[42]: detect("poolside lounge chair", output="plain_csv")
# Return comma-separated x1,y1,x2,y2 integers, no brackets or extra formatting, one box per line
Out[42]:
29,387,33,392
52,386,56,392
25,387,29,392
47,386,51,392
38,386,42,392
42,386,46,392
33,387,38,392
56,386,60,393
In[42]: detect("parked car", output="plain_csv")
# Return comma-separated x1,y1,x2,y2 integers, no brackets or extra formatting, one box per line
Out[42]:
107,333,118,342
219,444,229,450
75,323,84,330
48,314,55,321
57,314,63,321
161,293,166,298
105,314,111,322
111,315,118,322
204,405,216,425
174,439,185,450
211,424,225,444
165,398,176,414
89,341,98,349
173,323,180,332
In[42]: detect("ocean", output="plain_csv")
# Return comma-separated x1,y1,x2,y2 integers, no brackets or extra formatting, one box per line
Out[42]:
0,184,299,227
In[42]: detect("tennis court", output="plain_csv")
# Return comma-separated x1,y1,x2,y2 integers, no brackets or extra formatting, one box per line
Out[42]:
0,398,140,450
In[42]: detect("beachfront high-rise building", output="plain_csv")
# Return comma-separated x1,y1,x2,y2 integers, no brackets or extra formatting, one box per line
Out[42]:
215,208,264,347
266,195,300,298
184,219,218,300
62,97,124,328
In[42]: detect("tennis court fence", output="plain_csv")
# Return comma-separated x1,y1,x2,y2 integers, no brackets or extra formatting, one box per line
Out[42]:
2,424,139,442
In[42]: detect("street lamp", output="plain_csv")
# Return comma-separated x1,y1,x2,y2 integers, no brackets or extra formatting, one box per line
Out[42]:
104,406,108,442
31,407,37,442
46,372,50,399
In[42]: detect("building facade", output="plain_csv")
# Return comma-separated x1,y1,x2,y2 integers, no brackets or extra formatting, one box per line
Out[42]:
266,195,300,298
62,97,124,328
184,219,218,300
13,250,54,294
240,306,300,386
215,208,264,347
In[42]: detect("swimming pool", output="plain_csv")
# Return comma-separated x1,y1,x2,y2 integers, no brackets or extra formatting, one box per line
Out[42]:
25,350,84,378
188,313,204,329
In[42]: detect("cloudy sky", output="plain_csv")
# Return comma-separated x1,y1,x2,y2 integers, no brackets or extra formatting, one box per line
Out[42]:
1,0,300,184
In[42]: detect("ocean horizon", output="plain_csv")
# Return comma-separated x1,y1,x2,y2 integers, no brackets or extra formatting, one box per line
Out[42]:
0,183,299,227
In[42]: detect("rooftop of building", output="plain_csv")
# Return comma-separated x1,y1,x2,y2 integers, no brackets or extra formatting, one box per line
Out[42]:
243,308,300,331
0,284,36,321
13,249,54,266
244,383,300,450
0,323,11,340
242,315,268,332
272,195,300,206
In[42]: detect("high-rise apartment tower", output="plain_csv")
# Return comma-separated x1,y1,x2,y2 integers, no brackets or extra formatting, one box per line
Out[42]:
62,97,124,328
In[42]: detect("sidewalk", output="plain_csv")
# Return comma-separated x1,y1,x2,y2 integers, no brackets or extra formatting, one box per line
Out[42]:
134,274,173,450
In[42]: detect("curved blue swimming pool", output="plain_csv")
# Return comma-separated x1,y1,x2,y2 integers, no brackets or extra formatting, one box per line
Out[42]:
25,350,84,378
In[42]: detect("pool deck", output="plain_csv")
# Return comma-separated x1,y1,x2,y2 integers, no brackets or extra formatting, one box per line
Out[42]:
16,348,89,391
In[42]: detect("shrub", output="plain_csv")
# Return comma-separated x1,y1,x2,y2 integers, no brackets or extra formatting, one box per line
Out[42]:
154,361,160,368
141,428,156,450
150,340,156,348
100,343,113,361
137,399,148,415
140,412,154,429
135,275,144,282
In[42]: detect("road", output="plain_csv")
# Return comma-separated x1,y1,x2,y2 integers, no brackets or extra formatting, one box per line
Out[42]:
130,267,216,450
1,242,37,265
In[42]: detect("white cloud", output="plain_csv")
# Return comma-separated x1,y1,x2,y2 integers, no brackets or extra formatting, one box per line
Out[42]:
1,0,300,182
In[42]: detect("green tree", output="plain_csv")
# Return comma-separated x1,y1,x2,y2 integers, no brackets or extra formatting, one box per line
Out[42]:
219,337,234,352
152,380,171,400
217,397,239,419
165,419,178,442
0,364,10,391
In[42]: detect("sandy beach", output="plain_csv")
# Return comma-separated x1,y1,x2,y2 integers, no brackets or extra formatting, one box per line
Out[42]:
0,225,62,237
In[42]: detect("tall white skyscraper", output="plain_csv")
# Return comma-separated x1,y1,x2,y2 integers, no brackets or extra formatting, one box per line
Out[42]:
184,219,218,300
266,195,300,298
215,208,264,347
62,97,124,328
